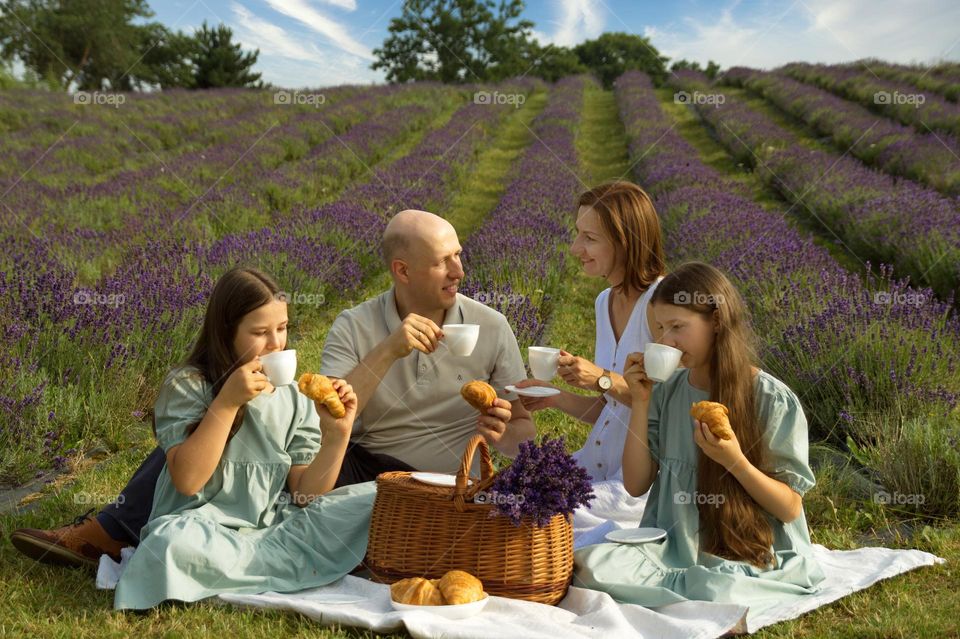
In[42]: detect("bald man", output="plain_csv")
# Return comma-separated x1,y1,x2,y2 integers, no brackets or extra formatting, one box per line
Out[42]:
12,210,535,568
321,210,535,475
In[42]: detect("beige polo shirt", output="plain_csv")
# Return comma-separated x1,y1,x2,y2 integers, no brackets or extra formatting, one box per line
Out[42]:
320,287,528,473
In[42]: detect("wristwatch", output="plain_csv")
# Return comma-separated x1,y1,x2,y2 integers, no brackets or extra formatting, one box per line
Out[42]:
597,370,613,392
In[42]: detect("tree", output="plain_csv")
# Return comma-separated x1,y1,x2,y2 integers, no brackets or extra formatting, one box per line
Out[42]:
523,42,587,82
371,0,533,83
0,0,175,89
704,60,721,80
573,32,668,88
0,4,257,90
134,25,198,90
191,22,261,89
671,58,721,80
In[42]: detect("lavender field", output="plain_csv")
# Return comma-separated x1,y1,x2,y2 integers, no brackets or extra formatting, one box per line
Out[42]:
3,69,960,512
2,63,960,635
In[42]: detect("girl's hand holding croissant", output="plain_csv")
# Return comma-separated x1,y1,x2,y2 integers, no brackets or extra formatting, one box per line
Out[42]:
317,378,356,442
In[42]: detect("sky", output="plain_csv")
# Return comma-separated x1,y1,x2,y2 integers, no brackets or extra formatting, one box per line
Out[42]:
150,0,960,88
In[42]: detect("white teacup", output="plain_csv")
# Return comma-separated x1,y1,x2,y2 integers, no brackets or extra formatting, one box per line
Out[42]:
528,346,561,381
442,324,480,356
644,343,682,382
260,349,297,386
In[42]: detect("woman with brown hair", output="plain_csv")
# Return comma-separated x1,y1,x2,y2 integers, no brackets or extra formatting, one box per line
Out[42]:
574,262,825,625
517,180,666,481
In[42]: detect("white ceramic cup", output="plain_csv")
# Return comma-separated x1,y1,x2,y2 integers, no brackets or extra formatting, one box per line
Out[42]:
259,349,297,386
644,343,683,382
528,346,561,381
442,324,480,356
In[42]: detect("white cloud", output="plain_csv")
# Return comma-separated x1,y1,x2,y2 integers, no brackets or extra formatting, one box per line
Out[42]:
530,29,553,46
537,0,605,47
644,0,960,70
319,0,358,11
256,55,377,88
231,3,324,62
263,0,374,61
228,3,379,88
802,0,960,63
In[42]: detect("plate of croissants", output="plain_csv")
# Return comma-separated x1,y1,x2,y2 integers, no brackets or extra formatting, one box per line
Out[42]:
390,570,488,619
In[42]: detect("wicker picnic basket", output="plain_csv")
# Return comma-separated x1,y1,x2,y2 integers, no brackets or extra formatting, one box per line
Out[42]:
363,434,574,605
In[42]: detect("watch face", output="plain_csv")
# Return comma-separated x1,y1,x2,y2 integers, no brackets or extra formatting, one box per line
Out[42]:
599,376,612,390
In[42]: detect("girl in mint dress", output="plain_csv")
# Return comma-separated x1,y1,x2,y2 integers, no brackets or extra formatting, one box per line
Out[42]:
114,267,375,610
574,262,825,626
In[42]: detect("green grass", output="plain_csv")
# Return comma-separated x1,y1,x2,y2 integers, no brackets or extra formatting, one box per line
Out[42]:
578,84,632,185
3,85,956,638
444,89,547,236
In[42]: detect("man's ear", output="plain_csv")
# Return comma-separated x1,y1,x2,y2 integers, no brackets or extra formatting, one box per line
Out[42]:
391,258,409,283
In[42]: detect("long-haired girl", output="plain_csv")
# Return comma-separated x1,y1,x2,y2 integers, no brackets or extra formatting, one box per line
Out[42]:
574,262,824,625
114,267,375,610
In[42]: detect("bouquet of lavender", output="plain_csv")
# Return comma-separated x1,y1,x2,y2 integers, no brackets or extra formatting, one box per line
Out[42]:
486,438,595,527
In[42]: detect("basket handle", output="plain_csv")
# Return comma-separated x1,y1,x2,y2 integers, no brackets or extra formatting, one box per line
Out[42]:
453,434,496,505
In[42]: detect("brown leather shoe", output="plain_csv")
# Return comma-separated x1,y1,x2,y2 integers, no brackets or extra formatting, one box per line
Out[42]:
10,509,126,567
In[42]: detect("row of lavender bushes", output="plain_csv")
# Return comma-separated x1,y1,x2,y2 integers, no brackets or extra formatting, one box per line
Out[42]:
866,59,960,103
667,69,960,304
720,67,960,195
781,62,960,138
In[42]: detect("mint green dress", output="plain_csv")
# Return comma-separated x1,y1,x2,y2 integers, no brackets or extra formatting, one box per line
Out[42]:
574,369,825,626
114,367,376,610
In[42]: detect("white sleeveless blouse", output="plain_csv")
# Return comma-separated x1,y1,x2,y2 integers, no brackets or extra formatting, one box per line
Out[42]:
572,278,663,481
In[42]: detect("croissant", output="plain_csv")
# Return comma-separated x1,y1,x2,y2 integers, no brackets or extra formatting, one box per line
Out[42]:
690,401,734,441
390,577,444,605
438,570,484,605
460,380,497,411
298,373,345,418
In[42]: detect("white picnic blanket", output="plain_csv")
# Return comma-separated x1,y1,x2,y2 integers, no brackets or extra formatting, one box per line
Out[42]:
99,479,945,636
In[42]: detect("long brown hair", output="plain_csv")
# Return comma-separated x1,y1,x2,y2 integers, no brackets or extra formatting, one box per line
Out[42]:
652,262,774,568
165,267,283,441
577,181,666,294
